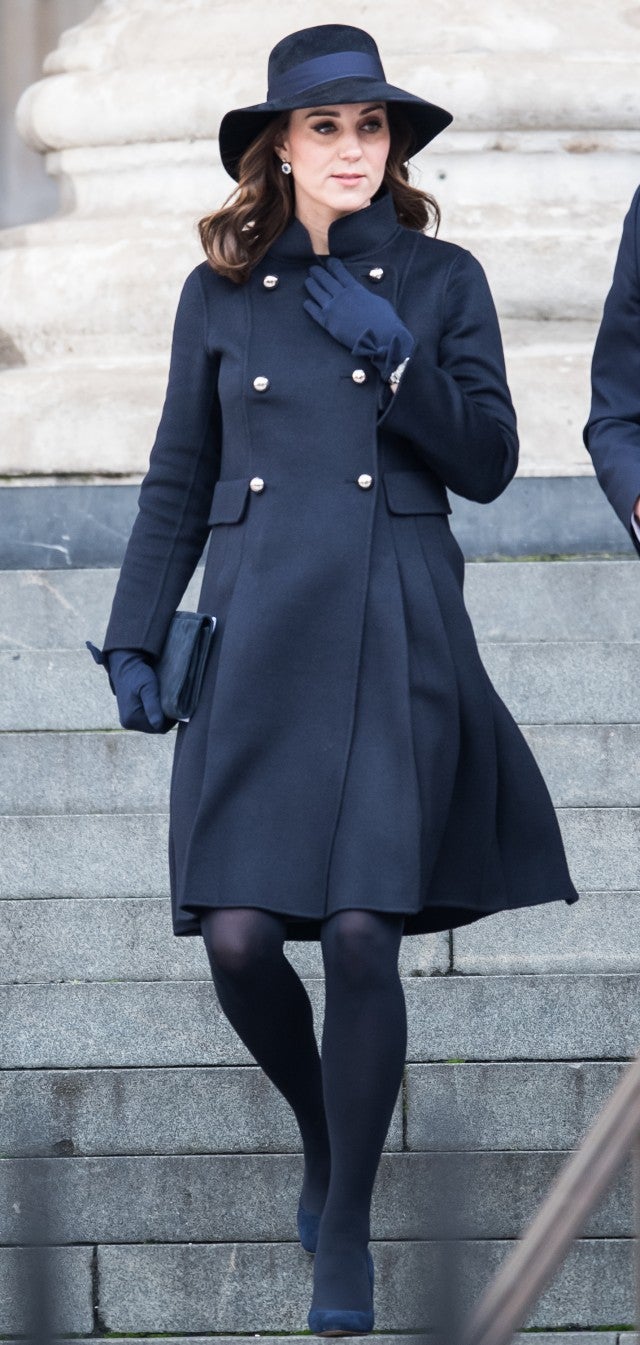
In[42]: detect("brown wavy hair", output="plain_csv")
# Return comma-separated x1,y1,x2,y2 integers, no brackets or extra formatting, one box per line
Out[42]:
199,105,441,284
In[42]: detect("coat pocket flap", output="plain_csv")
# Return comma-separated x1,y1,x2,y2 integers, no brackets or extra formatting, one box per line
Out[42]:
383,470,451,516
207,478,251,526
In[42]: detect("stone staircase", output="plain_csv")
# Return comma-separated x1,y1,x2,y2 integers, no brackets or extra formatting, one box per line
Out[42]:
1,557,639,1342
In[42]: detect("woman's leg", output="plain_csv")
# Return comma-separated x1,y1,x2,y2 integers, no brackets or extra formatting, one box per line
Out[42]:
200,906,331,1212
311,908,407,1312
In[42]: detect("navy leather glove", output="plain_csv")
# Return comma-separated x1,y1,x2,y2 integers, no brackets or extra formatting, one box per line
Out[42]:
304,255,415,381
86,642,171,733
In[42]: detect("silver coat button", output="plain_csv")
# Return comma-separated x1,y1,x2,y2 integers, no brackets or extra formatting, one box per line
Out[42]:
249,476,265,492
368,267,384,282
263,275,279,289
253,376,270,392
352,369,367,384
357,473,373,489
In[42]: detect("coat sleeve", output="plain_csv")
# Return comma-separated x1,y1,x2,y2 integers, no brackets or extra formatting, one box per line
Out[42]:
378,247,518,503
101,266,222,657
583,185,640,558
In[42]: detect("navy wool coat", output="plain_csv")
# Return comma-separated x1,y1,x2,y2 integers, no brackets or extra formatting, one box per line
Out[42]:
584,183,640,556
101,186,580,940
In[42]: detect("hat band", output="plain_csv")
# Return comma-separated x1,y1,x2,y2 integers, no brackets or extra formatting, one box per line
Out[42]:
267,50,385,101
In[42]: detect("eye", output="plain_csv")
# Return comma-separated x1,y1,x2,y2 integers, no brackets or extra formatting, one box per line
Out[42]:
312,121,337,134
362,118,384,132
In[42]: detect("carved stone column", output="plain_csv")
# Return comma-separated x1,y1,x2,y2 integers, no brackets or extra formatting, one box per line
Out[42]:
0,0,638,477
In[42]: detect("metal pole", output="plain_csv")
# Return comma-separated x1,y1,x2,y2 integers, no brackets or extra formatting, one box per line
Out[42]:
461,1051,640,1345
632,1131,640,1332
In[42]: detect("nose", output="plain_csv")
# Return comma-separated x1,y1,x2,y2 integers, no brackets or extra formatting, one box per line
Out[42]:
338,131,363,161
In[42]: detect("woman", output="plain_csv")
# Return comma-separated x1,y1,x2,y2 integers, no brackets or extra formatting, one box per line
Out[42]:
88,23,580,1336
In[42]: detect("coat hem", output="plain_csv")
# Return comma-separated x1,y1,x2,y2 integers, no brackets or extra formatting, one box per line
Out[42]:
172,884,580,941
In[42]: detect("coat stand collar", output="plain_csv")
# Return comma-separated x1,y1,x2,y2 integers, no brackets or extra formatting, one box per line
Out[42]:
267,186,403,262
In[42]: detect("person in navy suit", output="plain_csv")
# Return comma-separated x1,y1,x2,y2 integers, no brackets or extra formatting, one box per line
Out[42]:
584,186,640,555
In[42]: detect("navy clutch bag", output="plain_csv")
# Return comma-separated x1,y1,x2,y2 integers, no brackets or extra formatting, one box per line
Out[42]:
86,610,216,725
155,610,217,721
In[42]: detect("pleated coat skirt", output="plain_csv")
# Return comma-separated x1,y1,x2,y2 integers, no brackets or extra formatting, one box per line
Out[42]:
100,186,581,940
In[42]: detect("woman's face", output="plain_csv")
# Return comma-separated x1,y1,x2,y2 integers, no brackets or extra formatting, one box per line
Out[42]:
277,102,390,220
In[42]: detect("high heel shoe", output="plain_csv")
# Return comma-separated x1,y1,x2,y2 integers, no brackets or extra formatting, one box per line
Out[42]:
307,1247,374,1337
297,1197,322,1253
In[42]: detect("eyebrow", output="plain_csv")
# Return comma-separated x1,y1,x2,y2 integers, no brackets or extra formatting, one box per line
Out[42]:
304,104,385,119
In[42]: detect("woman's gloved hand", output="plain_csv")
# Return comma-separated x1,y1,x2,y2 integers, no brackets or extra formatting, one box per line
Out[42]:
86,642,171,733
303,255,415,381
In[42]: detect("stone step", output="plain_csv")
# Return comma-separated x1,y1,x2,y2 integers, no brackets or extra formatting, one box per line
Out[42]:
0,731,173,814
0,569,202,651
0,898,448,983
0,1237,630,1333
464,558,640,641
1,562,638,649
480,642,640,723
3,641,637,729
0,1151,632,1244
1,976,637,1068
93,1238,637,1332
0,1064,399,1158
1,893,636,982
0,807,635,898
0,1246,92,1333
6,1337,617,1345
3,722,638,814
1,478,635,567
452,891,640,974
0,1062,627,1158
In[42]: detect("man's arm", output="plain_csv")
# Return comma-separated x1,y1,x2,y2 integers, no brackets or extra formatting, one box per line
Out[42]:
584,186,640,557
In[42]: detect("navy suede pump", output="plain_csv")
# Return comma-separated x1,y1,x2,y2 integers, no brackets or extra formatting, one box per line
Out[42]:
307,1247,374,1336
297,1197,322,1253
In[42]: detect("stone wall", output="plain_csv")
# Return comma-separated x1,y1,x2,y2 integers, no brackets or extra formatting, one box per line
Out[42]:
0,0,638,477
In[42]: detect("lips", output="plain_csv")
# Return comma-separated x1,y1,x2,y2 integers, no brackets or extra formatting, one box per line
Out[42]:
332,174,365,181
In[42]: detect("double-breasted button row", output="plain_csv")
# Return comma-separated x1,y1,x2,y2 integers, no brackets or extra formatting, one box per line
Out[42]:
248,476,371,492
254,370,368,390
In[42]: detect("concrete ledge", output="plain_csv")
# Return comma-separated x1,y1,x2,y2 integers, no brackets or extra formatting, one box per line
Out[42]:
0,1151,632,1244
96,1238,634,1331
1,975,638,1067
0,478,634,568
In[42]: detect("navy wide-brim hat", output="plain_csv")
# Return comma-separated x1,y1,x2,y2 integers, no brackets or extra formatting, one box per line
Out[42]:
218,24,453,181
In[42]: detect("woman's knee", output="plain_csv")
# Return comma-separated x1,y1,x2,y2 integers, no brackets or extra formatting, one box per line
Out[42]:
321,909,403,987
200,906,285,979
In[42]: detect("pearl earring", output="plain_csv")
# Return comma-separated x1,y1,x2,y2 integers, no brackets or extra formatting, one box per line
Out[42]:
281,160,292,175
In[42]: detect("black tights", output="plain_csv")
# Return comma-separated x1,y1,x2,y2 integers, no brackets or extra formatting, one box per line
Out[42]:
200,905,406,1311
